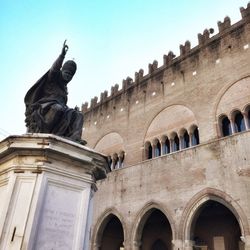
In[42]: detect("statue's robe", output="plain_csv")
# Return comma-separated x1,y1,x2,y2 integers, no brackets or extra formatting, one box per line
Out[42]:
24,55,83,142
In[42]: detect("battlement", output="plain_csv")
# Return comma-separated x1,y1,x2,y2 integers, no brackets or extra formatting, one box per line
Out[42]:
82,3,250,113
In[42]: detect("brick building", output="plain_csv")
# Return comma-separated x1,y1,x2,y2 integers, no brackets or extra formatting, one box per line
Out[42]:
82,3,250,250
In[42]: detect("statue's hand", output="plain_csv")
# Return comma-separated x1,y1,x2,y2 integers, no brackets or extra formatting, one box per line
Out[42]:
62,40,69,56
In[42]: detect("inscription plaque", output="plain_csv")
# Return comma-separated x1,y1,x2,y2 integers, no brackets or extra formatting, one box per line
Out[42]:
34,182,82,250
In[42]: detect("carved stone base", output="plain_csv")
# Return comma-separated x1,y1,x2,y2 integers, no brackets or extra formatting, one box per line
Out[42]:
0,134,109,250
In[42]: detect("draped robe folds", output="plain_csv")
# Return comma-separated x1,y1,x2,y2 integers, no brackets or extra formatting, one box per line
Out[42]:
24,54,83,142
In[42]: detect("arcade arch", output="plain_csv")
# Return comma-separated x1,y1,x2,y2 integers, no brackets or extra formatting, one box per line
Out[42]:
92,211,125,250
181,189,250,250
132,203,175,250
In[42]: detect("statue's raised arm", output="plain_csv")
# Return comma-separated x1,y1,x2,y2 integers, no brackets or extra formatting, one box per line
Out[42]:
24,41,86,144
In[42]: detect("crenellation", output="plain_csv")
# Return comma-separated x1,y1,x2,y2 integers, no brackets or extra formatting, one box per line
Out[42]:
139,69,144,79
198,29,210,45
217,16,231,33
90,96,98,108
180,40,191,56
134,72,139,84
163,51,176,65
122,76,133,91
100,90,108,102
240,2,250,19
83,4,249,114
148,63,153,74
148,60,159,74
152,60,158,71
81,102,88,112
111,84,119,96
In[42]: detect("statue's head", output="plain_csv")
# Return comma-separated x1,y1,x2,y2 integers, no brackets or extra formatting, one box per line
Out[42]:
61,60,77,83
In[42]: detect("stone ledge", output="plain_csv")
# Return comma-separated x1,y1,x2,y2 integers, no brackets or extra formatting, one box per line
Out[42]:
0,133,110,181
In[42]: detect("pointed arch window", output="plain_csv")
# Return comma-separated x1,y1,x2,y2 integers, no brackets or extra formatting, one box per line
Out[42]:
162,137,170,154
172,134,180,152
146,143,153,159
154,140,161,157
234,112,246,132
191,127,200,146
182,130,190,149
221,116,232,136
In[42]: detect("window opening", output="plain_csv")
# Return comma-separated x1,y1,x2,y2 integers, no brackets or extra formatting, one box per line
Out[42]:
183,131,190,148
148,144,153,159
192,127,200,145
234,112,246,132
163,138,170,154
221,116,232,136
172,135,179,152
154,141,161,157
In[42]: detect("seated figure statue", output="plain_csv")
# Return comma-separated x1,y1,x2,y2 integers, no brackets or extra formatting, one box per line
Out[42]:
24,41,86,144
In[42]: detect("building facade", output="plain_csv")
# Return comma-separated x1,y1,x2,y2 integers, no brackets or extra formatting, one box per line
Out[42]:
82,4,250,250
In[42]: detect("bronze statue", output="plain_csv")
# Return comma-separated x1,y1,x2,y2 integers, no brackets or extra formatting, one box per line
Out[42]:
24,41,86,144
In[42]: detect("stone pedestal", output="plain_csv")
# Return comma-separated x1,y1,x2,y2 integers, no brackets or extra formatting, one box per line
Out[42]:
0,134,109,250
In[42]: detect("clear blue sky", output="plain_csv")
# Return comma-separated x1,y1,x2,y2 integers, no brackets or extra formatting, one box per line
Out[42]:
0,0,249,139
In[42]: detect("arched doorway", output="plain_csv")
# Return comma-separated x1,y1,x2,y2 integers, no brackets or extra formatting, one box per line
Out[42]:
100,215,124,250
140,209,172,250
190,200,241,250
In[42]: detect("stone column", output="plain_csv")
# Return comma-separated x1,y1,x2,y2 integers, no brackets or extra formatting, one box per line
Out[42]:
133,240,141,250
230,117,235,134
0,134,110,250
152,143,156,158
172,239,183,250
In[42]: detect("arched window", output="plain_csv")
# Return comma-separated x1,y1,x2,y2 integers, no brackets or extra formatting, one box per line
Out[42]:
221,116,232,136
162,137,170,155
191,126,200,146
154,140,161,157
172,134,179,152
234,112,246,132
181,130,190,149
146,142,153,160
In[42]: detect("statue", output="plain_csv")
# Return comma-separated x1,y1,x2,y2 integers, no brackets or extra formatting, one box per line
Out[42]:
24,41,86,144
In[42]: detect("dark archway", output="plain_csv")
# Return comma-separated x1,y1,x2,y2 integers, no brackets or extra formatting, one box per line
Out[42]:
191,200,241,250
141,209,172,250
151,239,168,250
100,215,124,250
